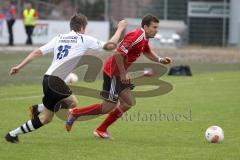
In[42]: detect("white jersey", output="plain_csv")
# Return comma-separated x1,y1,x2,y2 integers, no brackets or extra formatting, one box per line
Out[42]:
39,30,105,80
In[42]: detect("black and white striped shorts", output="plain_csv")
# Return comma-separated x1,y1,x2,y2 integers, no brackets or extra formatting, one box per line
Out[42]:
100,72,134,103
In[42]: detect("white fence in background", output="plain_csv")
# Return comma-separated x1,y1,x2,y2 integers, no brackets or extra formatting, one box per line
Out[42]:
0,20,109,45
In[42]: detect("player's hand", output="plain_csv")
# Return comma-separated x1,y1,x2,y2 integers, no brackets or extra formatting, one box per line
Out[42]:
9,66,20,76
120,72,131,84
118,20,127,31
160,57,172,64
103,42,117,51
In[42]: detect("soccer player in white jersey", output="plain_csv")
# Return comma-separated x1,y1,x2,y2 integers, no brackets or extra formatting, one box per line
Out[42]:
5,13,127,143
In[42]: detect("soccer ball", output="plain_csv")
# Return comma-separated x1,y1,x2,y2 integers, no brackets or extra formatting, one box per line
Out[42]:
205,125,224,143
143,68,153,77
65,73,78,84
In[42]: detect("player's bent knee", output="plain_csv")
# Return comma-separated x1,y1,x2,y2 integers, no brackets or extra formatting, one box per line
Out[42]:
102,106,115,114
40,117,52,124
69,100,78,108
39,115,53,124
120,99,136,108
62,96,79,108
124,103,133,109
43,118,52,124
101,101,116,114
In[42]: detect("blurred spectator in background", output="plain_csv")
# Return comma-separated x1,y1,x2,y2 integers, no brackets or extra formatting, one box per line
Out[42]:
23,2,38,45
0,4,6,42
5,1,16,46
0,4,5,19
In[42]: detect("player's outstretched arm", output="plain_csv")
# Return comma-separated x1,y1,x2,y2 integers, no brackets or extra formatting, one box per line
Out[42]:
9,49,43,76
144,50,172,65
103,20,127,50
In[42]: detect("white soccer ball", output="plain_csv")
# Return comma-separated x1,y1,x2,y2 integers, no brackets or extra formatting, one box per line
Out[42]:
143,68,153,77
65,73,78,84
205,125,224,143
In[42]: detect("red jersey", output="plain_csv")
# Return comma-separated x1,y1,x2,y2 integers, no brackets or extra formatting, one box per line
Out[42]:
104,28,151,76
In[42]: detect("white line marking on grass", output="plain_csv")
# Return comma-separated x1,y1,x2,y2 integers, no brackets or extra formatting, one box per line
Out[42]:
0,95,42,101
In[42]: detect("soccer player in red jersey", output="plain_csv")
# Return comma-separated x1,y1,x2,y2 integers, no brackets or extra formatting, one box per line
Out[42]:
66,14,172,139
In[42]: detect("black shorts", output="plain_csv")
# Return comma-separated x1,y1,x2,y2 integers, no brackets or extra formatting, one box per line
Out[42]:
100,72,134,103
42,75,72,112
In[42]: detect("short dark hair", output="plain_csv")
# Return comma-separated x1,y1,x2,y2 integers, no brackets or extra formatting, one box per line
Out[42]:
70,13,88,32
141,14,159,28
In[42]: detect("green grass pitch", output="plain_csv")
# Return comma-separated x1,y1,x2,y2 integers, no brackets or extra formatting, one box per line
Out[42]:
0,52,240,160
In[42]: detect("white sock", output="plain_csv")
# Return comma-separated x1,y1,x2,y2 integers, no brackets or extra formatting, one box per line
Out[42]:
37,104,44,112
9,127,23,137
9,120,36,137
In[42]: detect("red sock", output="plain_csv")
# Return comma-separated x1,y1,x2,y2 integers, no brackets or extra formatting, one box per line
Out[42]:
97,107,124,132
72,104,102,117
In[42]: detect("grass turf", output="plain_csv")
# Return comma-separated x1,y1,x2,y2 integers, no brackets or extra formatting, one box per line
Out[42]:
0,52,240,159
